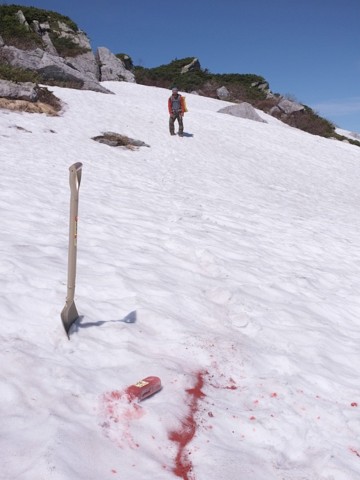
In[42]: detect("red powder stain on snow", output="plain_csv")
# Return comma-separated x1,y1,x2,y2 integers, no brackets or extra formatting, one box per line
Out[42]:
225,377,237,390
351,402,358,407
100,389,144,449
350,447,360,458
169,370,206,480
270,392,278,398
249,416,256,421
226,384,237,390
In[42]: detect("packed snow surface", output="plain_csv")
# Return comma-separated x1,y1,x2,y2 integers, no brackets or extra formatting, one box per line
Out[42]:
1,82,360,480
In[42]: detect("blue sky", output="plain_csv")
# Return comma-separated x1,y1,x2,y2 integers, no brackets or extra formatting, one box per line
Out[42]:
2,0,360,132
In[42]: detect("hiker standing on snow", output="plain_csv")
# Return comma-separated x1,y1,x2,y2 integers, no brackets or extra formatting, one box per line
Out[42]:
168,87,185,136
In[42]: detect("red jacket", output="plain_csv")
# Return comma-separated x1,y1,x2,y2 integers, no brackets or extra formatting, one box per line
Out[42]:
168,94,185,115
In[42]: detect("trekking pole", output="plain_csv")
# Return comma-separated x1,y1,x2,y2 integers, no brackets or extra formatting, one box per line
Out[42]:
61,162,82,338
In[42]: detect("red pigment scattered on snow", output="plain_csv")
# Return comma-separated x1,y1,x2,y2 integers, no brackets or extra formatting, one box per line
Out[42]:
110,390,122,400
225,377,237,390
249,416,256,421
169,370,206,480
350,448,360,458
351,402,358,407
208,376,237,390
100,390,144,449
270,392,278,398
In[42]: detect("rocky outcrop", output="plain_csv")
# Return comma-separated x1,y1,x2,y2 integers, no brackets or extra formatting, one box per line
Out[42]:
181,58,201,74
251,80,270,96
1,45,110,93
0,8,136,96
95,47,135,83
15,10,29,30
218,103,267,123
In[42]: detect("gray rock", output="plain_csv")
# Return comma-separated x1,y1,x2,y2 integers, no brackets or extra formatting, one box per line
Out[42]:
1,46,111,93
269,105,281,116
251,80,270,92
31,21,58,55
0,79,38,101
217,86,230,100
15,10,30,30
181,58,201,74
218,103,267,123
92,132,150,148
277,98,304,114
96,47,135,82
57,22,92,50
0,9,135,95
65,51,99,81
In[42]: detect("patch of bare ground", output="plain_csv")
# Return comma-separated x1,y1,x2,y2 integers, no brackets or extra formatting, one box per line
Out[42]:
0,98,61,115
0,87,63,115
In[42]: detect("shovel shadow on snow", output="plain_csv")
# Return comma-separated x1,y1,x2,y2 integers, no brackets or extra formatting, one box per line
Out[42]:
73,310,137,332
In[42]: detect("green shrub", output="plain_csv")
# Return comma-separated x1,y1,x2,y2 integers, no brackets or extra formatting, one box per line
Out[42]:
0,63,40,83
281,106,336,138
0,5,83,54
0,7,42,49
134,57,267,101
0,5,78,32
115,53,134,70
332,132,360,147
49,34,89,57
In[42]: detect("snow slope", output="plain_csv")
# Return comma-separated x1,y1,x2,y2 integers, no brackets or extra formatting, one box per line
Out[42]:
0,81,360,480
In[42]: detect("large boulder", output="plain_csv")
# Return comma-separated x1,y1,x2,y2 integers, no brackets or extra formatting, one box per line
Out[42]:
277,98,304,115
95,47,135,82
0,79,38,101
218,103,267,123
1,46,110,93
65,51,100,82
217,86,230,100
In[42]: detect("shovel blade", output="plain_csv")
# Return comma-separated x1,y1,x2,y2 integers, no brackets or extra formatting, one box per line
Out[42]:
61,300,79,338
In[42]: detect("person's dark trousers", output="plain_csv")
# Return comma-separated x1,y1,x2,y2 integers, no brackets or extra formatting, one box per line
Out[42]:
169,113,184,135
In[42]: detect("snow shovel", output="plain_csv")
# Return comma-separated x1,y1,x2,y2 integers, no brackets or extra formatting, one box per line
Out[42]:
61,162,82,338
